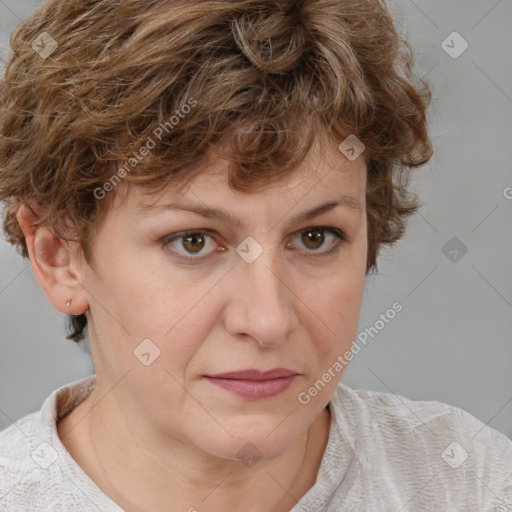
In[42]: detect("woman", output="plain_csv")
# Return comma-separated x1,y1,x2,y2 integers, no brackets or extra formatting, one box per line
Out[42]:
0,0,511,510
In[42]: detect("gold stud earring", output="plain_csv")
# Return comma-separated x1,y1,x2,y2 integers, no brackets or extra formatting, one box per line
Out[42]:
66,299,72,307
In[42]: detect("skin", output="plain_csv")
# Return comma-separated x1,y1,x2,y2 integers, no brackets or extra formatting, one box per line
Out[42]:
17,132,368,512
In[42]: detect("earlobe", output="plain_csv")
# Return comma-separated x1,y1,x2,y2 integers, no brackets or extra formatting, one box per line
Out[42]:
16,204,89,315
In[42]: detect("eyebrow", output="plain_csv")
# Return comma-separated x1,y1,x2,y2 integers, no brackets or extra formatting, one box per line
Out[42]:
138,195,363,228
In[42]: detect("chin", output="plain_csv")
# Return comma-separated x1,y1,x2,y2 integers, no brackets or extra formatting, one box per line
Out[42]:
197,423,298,464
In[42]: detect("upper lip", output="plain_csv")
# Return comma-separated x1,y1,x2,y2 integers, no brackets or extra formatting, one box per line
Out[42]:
205,368,299,380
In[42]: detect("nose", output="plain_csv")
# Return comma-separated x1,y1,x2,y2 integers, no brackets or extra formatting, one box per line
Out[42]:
223,243,298,348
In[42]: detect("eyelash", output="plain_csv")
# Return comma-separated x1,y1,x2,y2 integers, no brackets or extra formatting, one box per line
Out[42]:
160,226,347,263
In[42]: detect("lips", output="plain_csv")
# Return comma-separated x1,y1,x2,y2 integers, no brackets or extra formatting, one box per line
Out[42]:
205,368,299,380
204,368,299,399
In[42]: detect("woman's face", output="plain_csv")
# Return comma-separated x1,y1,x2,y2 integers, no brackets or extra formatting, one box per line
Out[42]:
78,136,368,462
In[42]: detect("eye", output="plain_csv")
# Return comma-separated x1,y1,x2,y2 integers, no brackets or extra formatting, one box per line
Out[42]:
161,229,219,260
160,226,346,262
288,226,346,258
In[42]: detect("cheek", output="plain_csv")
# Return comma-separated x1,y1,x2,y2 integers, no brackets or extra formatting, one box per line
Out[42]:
87,256,206,369
121,275,218,368
305,255,365,354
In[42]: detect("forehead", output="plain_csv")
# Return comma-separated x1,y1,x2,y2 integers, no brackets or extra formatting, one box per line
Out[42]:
117,132,367,218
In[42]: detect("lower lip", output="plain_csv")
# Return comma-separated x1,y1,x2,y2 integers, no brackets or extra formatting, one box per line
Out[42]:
205,376,297,399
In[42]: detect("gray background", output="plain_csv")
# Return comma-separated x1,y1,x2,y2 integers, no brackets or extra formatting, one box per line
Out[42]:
1,0,511,439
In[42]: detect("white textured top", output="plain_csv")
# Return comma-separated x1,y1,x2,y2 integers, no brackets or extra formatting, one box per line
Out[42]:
1,374,511,511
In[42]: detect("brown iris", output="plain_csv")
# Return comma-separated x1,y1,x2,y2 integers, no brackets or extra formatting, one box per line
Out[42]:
301,228,325,250
181,232,206,254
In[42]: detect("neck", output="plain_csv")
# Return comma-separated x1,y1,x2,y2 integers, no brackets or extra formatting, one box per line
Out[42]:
58,386,331,512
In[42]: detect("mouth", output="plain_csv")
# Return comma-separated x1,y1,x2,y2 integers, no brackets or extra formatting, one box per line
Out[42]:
204,368,299,399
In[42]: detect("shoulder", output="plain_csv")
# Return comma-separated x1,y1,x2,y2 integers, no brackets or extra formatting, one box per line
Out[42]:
328,382,512,510
0,375,117,511
0,410,64,510
332,382,512,447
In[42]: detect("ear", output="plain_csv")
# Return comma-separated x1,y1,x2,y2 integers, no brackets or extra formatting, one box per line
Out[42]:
16,203,90,315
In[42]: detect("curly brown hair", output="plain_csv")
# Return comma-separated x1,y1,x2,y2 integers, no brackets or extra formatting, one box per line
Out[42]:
0,0,433,343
